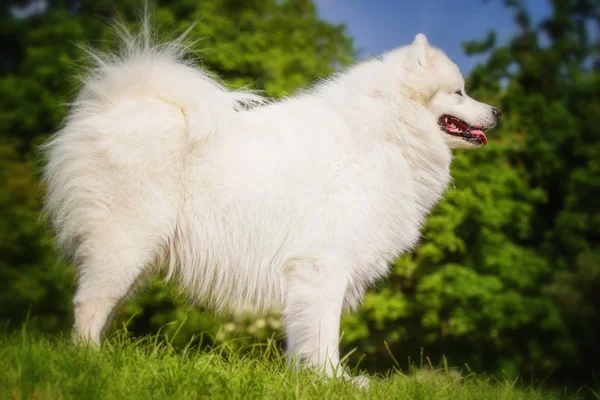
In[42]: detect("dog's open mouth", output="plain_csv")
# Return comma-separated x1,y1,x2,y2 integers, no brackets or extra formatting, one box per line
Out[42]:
438,115,488,146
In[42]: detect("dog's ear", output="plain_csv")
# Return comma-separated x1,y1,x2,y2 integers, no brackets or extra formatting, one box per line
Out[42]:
411,33,430,67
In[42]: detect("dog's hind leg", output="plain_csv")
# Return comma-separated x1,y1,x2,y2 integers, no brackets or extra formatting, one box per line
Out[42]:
283,256,348,377
72,225,162,346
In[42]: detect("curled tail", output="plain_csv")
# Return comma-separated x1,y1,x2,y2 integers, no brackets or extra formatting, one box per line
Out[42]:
75,19,264,143
42,18,264,259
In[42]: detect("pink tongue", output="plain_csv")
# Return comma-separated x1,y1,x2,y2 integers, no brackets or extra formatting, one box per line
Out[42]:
469,128,488,145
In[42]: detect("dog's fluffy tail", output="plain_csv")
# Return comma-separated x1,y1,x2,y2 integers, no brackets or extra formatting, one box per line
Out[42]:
73,19,264,143
42,18,264,259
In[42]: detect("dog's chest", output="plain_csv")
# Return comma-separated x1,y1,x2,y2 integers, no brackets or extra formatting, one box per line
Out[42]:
348,146,452,283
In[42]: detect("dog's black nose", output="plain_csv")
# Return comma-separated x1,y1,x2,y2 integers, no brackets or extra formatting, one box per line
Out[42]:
492,107,502,120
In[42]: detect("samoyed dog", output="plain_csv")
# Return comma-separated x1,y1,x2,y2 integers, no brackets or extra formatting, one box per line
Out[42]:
43,24,500,381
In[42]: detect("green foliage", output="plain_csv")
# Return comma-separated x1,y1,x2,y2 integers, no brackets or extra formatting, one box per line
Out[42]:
0,330,580,400
0,142,73,333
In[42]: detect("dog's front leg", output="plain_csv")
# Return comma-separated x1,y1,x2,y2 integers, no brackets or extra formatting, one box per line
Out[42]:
283,256,348,377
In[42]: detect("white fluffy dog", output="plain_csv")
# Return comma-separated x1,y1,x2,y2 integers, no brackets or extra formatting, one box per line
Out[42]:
43,24,500,381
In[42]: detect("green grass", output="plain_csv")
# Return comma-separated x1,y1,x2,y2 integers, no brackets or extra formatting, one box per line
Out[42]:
0,329,593,400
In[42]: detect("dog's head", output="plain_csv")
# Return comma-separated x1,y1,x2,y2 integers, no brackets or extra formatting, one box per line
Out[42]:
389,34,501,149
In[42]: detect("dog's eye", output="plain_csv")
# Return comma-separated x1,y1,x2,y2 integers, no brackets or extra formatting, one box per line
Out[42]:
454,90,463,96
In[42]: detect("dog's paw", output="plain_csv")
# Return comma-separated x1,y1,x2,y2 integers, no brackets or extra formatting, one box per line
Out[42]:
71,331,101,349
345,374,370,389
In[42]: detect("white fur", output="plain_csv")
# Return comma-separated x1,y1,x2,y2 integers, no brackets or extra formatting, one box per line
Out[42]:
42,26,498,380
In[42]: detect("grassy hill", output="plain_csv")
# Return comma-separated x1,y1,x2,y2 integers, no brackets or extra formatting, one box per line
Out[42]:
0,329,591,400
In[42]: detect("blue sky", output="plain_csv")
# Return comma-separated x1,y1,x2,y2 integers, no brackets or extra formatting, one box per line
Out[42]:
314,0,552,73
